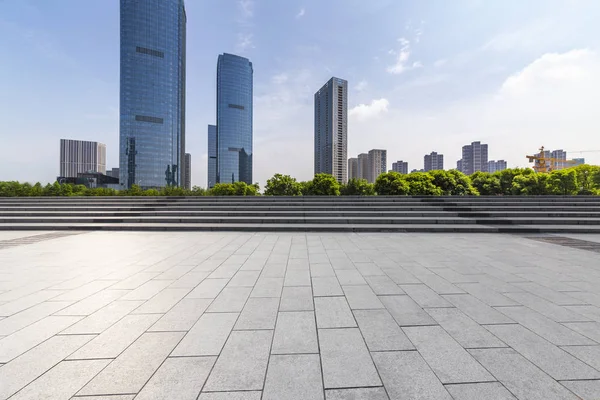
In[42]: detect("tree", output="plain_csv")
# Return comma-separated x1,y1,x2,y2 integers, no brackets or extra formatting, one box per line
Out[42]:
548,169,578,195
404,172,443,196
573,165,600,195
511,173,550,195
209,182,259,196
374,172,410,195
264,174,302,196
304,174,340,196
470,172,502,195
496,168,533,195
340,178,376,196
428,170,477,196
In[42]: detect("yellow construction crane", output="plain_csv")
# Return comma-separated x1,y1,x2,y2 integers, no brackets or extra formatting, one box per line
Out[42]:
526,146,577,173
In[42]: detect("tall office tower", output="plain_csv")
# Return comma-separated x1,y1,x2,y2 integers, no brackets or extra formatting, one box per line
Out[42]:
488,160,507,173
391,161,408,174
119,0,186,189
424,152,444,172
460,141,488,175
357,153,369,181
208,124,217,188
216,54,253,184
368,149,387,183
314,77,348,183
184,153,191,189
348,158,359,180
551,149,567,170
60,139,106,178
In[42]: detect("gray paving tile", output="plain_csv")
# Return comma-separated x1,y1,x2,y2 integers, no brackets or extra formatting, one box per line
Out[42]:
385,268,421,284
562,322,600,343
120,279,173,301
272,311,318,354
504,291,591,322
313,277,344,297
149,298,211,332
55,289,128,316
284,269,311,286
110,272,158,290
226,270,260,288
417,274,465,295
169,271,210,288
425,308,506,349
77,332,183,396
310,263,336,277
315,297,356,328
354,262,386,276
445,382,517,400
187,278,229,299
403,325,494,384
133,288,190,314
400,284,452,308
234,297,279,330
0,290,66,317
279,286,314,311
172,312,238,356
456,283,520,306
319,328,381,389
53,280,119,302
487,324,600,380
0,315,82,362
9,359,110,400
207,287,252,313
335,270,366,285
442,294,514,325
203,330,273,391
565,305,600,322
62,300,144,335
199,392,262,400
364,276,404,295
560,380,600,400
0,300,72,336
561,345,600,371
0,334,94,400
372,351,452,400
498,306,595,345
135,356,216,400
353,309,414,351
263,354,324,400
251,277,284,298
325,388,388,399
71,396,134,400
513,282,586,306
379,295,436,326
342,285,384,310
469,348,580,400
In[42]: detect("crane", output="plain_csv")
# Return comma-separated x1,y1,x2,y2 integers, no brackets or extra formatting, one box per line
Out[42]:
526,146,577,173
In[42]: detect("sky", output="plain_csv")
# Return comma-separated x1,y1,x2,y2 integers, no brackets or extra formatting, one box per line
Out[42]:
1,0,600,187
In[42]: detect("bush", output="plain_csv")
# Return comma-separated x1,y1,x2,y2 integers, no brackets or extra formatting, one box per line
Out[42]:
264,174,302,196
209,182,259,196
340,179,376,196
429,170,477,196
470,172,502,195
374,172,410,195
511,173,550,195
548,169,578,195
404,172,443,196
303,174,340,196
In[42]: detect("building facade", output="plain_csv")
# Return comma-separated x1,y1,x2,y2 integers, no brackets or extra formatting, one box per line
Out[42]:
208,124,217,188
357,153,369,181
106,167,120,178
314,77,348,183
216,54,253,184
572,158,585,166
459,141,488,175
488,160,507,173
367,149,387,183
119,0,186,189
551,149,567,170
60,139,106,178
184,153,191,189
424,152,444,172
348,158,359,180
391,161,408,174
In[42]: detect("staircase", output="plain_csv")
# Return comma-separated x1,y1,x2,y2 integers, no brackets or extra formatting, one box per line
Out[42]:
0,196,599,233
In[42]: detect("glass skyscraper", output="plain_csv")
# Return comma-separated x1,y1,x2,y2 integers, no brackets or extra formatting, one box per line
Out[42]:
119,0,186,189
215,54,253,185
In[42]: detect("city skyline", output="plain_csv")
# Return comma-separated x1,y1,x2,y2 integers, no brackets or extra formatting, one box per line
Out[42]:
2,1,600,186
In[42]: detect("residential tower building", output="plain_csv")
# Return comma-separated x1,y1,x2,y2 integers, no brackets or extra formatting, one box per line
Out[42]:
60,139,106,178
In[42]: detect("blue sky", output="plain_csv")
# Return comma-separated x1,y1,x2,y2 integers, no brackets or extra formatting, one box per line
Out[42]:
1,0,600,187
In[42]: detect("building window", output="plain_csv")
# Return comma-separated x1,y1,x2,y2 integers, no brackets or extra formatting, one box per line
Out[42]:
135,115,164,124
228,104,245,110
136,46,164,58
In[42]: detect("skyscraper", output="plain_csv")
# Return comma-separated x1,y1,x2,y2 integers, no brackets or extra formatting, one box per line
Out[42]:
424,152,444,171
551,149,567,170
459,141,489,175
184,153,191,189
314,77,348,183
208,124,217,188
348,158,359,180
60,139,106,177
119,0,186,189
357,153,369,181
488,160,507,173
391,161,408,174
216,53,253,185
367,149,387,183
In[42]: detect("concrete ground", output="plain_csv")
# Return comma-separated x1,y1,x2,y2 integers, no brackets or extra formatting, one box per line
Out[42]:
1,231,600,400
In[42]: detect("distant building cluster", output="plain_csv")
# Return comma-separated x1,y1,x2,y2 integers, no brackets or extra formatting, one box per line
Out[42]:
348,149,387,183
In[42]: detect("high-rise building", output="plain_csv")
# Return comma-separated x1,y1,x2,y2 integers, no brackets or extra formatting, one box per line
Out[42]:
119,0,186,189
488,160,507,173
367,149,387,183
456,159,463,172
216,53,253,184
348,158,359,180
424,152,444,172
357,153,369,181
460,141,488,175
391,161,408,174
572,158,585,166
208,124,217,188
551,149,567,170
184,153,191,189
60,139,106,178
314,77,348,183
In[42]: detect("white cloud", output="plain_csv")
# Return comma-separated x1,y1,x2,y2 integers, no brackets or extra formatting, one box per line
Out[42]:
272,73,288,84
236,33,254,51
349,98,390,122
355,80,368,92
296,8,305,19
238,0,254,19
387,38,421,74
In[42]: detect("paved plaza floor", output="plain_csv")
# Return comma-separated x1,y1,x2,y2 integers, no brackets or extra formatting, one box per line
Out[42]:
1,231,600,399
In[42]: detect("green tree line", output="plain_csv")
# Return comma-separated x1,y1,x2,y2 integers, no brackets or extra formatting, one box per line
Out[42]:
2,165,600,197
